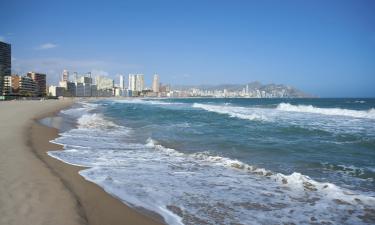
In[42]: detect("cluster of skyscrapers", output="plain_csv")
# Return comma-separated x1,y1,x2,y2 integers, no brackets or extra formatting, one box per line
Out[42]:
0,41,168,99
49,70,164,98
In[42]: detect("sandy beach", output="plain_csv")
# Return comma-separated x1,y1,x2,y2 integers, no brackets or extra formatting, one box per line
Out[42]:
0,100,164,225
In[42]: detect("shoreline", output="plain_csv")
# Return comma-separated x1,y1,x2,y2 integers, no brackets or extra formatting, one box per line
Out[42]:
30,101,166,225
0,100,164,225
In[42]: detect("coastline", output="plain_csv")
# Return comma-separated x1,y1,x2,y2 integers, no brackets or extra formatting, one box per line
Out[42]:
0,100,164,225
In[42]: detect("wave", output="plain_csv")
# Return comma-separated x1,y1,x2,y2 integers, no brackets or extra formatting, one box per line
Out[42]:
49,127,375,225
192,103,268,121
112,99,183,105
60,102,98,117
77,113,121,130
277,103,375,119
321,162,375,180
146,138,375,206
49,101,375,225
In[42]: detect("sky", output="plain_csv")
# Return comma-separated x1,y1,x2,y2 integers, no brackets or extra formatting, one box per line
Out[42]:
0,0,374,97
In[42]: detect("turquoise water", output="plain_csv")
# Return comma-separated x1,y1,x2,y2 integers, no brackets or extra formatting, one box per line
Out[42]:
49,98,375,225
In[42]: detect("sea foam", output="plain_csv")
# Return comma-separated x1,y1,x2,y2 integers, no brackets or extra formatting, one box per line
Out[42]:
277,103,375,119
192,103,268,121
47,102,375,225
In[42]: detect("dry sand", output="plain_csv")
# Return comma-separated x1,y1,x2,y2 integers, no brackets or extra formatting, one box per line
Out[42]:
0,99,164,225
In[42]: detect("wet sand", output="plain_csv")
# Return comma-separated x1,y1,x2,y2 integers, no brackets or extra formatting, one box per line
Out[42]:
0,99,164,225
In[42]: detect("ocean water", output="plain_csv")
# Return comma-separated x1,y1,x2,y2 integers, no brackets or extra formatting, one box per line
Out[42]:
48,98,375,225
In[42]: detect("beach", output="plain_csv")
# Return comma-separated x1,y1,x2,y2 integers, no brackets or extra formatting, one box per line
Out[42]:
0,100,164,225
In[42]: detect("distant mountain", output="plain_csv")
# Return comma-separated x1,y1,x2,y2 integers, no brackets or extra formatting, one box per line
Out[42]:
172,81,312,98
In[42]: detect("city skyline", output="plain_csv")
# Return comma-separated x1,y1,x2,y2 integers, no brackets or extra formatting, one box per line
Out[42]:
1,0,375,97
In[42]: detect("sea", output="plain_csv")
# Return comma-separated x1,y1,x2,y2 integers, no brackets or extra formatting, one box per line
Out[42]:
42,98,375,225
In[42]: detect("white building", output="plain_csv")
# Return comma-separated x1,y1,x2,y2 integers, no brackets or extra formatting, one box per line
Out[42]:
62,69,69,82
95,76,114,90
128,74,136,91
135,74,144,92
119,75,125,90
128,74,144,92
152,74,160,93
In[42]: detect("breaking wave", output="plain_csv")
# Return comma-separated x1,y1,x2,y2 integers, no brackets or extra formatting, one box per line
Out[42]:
277,103,375,119
47,101,375,225
192,103,268,121
77,113,120,129
113,99,184,106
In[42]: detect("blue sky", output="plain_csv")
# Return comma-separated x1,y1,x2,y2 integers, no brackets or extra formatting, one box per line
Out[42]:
1,0,374,97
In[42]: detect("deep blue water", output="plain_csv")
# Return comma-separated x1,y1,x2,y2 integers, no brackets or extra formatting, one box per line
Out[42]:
49,98,375,225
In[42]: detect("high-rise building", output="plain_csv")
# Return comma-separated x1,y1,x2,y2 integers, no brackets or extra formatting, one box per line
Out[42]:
48,86,64,97
152,74,160,93
59,80,76,97
128,74,136,91
75,82,84,97
0,41,11,95
128,73,144,92
62,69,69,82
119,75,125,90
135,74,144,92
27,72,46,96
73,72,78,82
78,76,92,84
95,76,114,90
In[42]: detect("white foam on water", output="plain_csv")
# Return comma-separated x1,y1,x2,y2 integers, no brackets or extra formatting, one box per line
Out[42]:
47,102,375,225
48,109,375,225
192,103,268,121
191,103,375,137
60,102,98,116
113,99,184,106
77,113,121,129
277,103,375,119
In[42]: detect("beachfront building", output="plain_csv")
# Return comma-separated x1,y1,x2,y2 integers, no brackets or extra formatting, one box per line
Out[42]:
0,41,11,96
48,85,64,97
119,75,125,90
91,84,97,97
95,76,114,97
77,75,94,97
2,74,42,97
57,70,97,97
27,72,46,97
75,82,84,97
152,74,160,93
96,76,114,90
19,76,37,96
2,75,19,95
135,74,144,92
128,74,145,97
128,74,136,91
59,80,76,97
